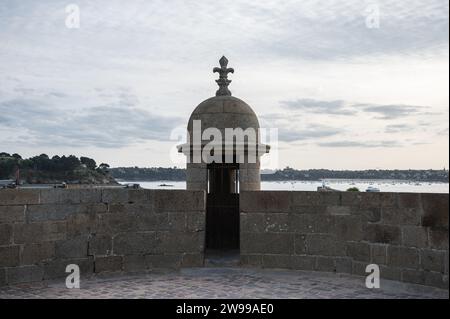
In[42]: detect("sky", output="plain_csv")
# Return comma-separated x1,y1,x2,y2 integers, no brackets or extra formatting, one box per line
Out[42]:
0,0,448,170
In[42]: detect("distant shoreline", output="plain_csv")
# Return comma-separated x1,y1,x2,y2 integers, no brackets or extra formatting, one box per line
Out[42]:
116,178,449,183
110,167,449,183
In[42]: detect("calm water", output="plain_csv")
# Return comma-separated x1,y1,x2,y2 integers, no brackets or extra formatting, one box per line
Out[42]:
120,180,449,193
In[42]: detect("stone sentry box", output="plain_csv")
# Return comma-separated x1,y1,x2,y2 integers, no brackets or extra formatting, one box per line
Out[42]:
240,191,449,289
0,188,205,286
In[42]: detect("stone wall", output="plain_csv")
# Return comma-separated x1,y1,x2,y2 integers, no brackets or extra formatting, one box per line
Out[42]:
0,188,205,286
240,191,449,289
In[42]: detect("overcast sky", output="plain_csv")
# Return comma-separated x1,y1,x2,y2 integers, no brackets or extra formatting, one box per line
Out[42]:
0,0,448,169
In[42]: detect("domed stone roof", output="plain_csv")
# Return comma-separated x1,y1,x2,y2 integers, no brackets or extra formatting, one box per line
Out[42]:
187,95,260,133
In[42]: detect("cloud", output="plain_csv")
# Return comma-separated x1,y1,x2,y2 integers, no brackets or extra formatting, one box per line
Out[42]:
358,104,426,119
318,140,402,148
278,125,343,142
384,124,415,133
0,98,183,148
280,99,356,115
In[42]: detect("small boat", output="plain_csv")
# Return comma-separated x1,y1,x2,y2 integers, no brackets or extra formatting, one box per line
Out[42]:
366,186,380,192
159,183,174,187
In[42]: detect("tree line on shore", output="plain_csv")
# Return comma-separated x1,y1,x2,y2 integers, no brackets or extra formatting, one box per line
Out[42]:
110,166,449,182
2,153,447,183
0,152,111,183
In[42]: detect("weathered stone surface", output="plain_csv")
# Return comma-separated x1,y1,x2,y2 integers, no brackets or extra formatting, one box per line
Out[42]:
421,249,446,273
95,256,123,273
422,193,449,228
379,265,401,281
351,261,368,276
27,203,106,222
240,254,262,267
290,205,327,214
340,192,362,207
167,212,187,231
334,215,363,240
291,255,316,270
306,234,337,256
359,192,382,209
363,224,401,244
128,189,154,204
357,207,381,223
40,189,102,204
186,211,205,232
55,236,88,258
97,212,136,234
0,268,5,286
67,212,98,236
113,232,157,255
289,214,333,233
241,214,265,233
156,231,204,254
256,213,289,232
424,271,448,289
0,245,20,267
370,244,387,264
145,254,182,269
402,269,425,285
241,191,290,212
291,192,322,207
13,221,67,244
379,193,397,207
335,257,352,273
22,242,55,265
428,228,449,250
101,188,129,204
387,246,419,269
6,265,44,284
320,193,341,206
43,257,94,280
262,254,292,269
326,205,351,215
241,232,294,254
294,234,307,254
0,189,39,205
402,226,428,248
382,207,421,226
154,190,205,212
88,234,112,256
0,205,25,223
0,224,12,245
346,242,370,262
181,253,204,267
123,255,146,272
136,210,170,232
186,168,208,183
397,193,421,208
315,257,335,272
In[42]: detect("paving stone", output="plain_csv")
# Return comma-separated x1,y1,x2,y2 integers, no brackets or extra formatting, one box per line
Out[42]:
2,267,443,299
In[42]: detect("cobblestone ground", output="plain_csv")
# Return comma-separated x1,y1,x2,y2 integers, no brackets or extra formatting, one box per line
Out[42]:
0,268,448,299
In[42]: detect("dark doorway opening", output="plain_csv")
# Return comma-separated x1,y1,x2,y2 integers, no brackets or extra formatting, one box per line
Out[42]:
205,162,240,251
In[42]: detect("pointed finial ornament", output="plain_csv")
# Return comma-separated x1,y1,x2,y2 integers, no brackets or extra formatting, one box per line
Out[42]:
213,56,234,96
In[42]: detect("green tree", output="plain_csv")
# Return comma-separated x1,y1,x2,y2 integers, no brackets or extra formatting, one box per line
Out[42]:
80,157,97,170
